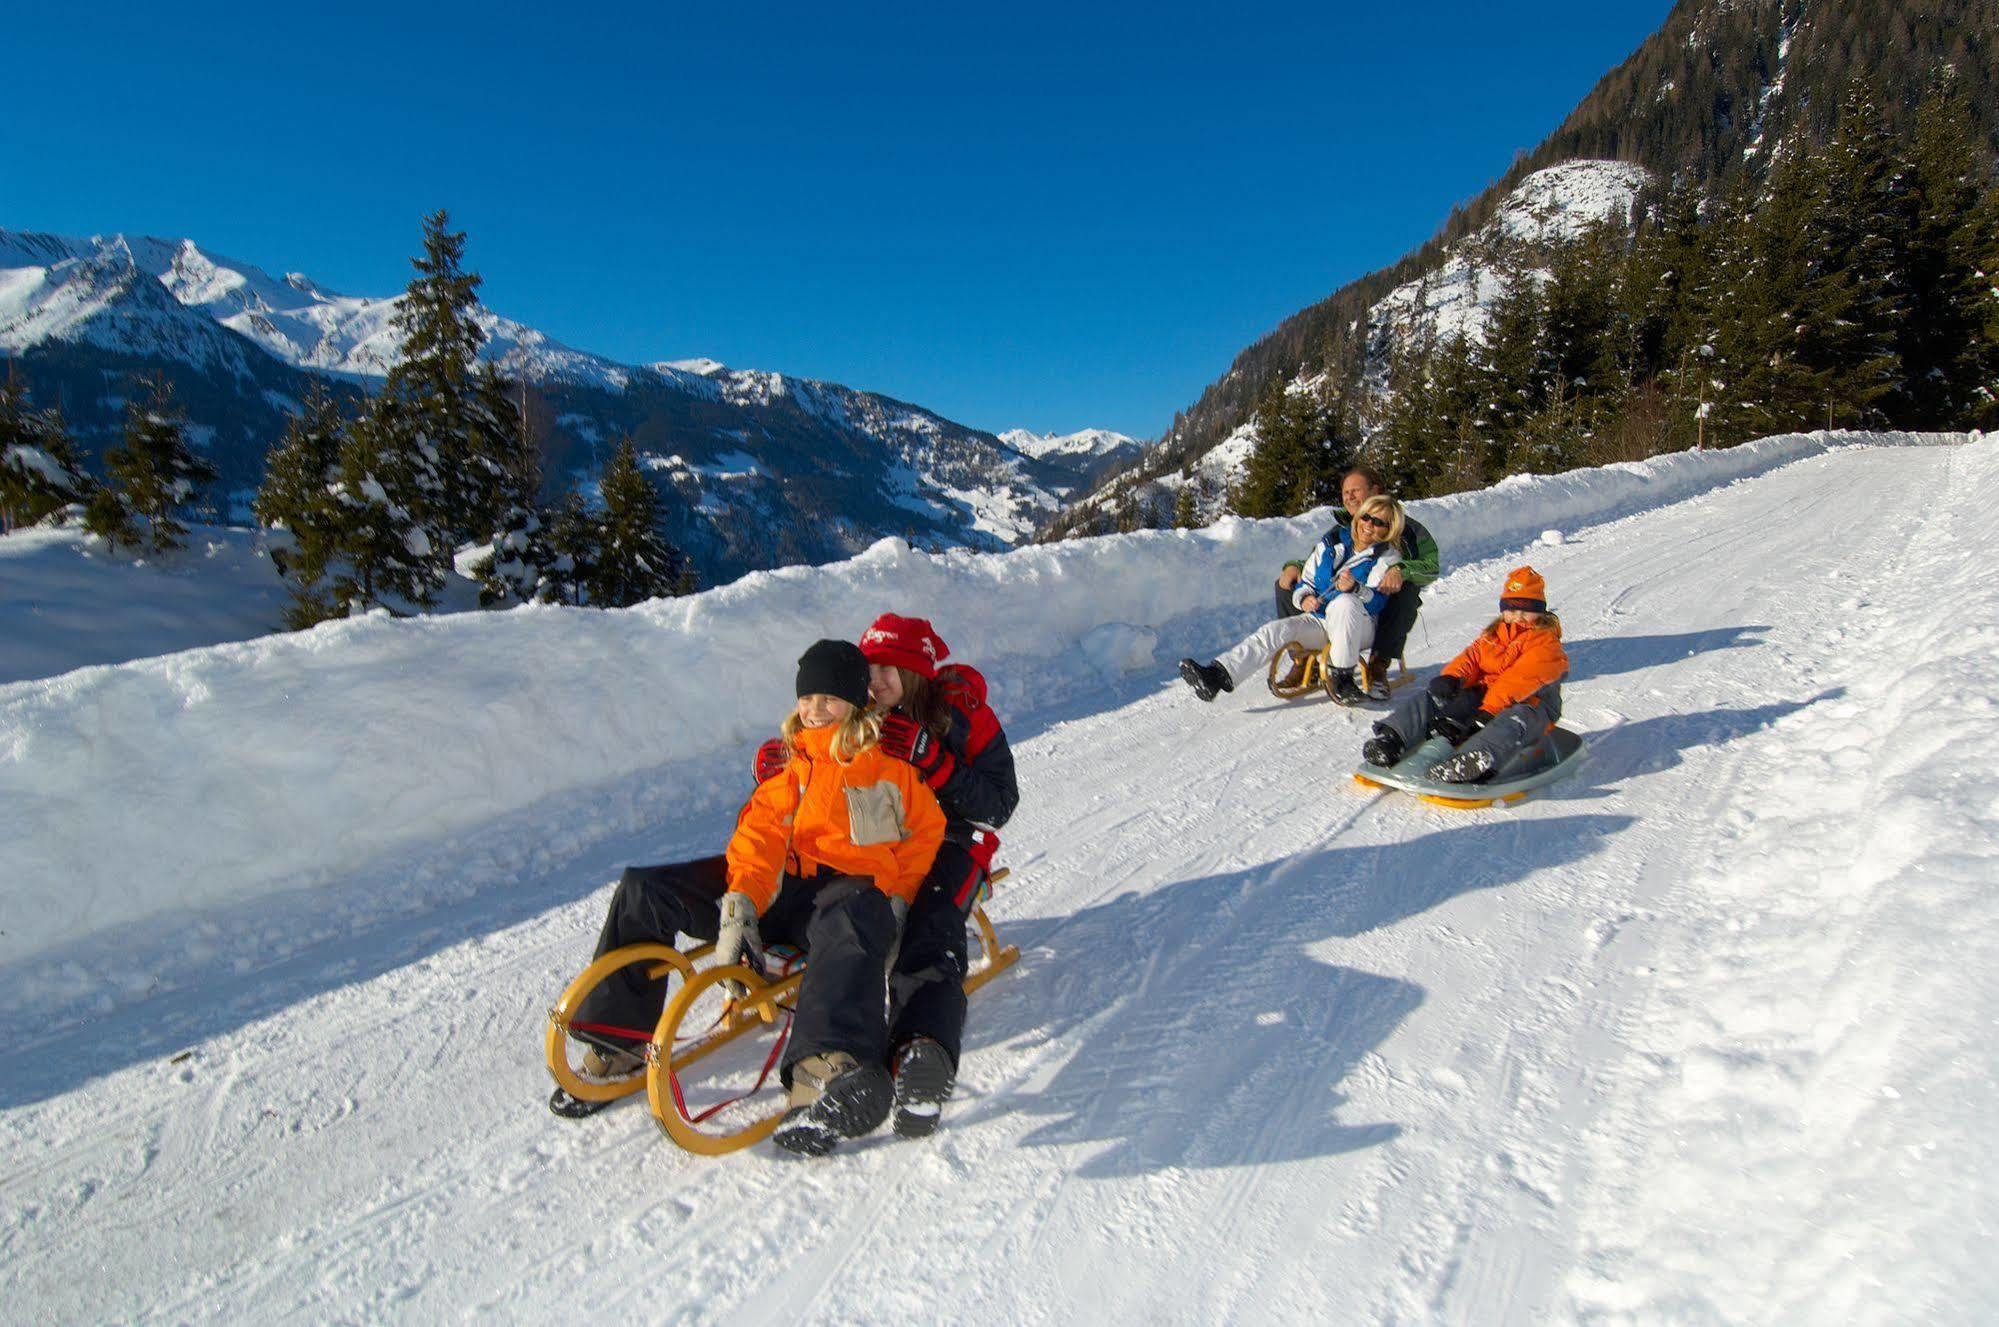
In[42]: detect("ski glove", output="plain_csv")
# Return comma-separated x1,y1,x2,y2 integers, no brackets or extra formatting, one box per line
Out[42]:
879,713,955,789
752,738,789,784
1425,674,1462,702
713,891,764,999
1431,711,1485,747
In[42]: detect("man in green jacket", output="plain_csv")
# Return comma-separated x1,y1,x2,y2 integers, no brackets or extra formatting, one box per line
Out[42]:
1330,467,1440,698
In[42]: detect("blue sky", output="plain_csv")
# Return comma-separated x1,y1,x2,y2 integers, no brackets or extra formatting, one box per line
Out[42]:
4,1,1671,439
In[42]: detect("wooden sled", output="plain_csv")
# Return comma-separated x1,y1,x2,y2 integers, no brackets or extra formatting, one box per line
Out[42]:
1352,728,1586,809
1265,643,1409,701
545,871,1021,1155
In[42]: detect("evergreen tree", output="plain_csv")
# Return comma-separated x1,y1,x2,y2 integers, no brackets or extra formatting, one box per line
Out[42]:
1369,339,1443,494
1797,83,1908,427
592,436,688,607
472,379,559,607
1230,374,1344,517
1173,483,1199,529
0,381,92,531
545,490,601,606
255,384,350,625
1895,78,1999,427
374,210,514,555
82,484,137,548
1477,259,1552,472
1667,178,1762,448
325,404,447,614
1426,335,1490,493
100,375,217,553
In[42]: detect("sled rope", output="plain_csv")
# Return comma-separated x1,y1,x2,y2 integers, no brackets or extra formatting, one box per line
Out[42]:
567,1019,658,1045
666,1004,794,1126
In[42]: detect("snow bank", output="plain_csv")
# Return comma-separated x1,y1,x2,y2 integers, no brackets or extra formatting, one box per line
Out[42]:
0,526,291,684
0,430,1962,972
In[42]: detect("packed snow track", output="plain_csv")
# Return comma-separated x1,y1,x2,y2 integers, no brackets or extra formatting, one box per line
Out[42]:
3,434,1993,1325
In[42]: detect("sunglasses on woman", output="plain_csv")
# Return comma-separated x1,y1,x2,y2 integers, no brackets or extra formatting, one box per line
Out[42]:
1358,514,1390,528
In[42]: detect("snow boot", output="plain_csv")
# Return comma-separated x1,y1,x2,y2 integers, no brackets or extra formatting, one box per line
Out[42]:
1358,657,1393,702
1361,727,1404,768
1178,658,1232,703
1428,746,1497,784
772,1052,893,1157
889,1036,955,1139
549,1041,647,1118
1327,666,1366,707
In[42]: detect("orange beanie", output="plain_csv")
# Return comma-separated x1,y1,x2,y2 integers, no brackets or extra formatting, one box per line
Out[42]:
1500,566,1547,612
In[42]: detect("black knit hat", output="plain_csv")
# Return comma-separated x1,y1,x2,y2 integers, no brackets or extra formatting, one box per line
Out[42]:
795,638,872,709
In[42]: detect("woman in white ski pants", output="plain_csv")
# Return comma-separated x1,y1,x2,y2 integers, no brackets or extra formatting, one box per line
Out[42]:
1215,497,1406,689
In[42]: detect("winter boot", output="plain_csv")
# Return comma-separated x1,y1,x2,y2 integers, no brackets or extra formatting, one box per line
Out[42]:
1358,657,1393,702
772,1052,893,1157
549,1038,647,1118
1178,658,1232,703
1361,727,1404,769
1327,666,1366,706
889,1036,956,1139
1428,746,1497,784
1273,653,1310,692
580,1043,646,1079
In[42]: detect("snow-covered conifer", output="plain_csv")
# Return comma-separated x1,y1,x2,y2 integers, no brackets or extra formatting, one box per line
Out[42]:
100,375,218,553
255,385,352,627
0,381,93,532
590,437,688,608
325,404,447,615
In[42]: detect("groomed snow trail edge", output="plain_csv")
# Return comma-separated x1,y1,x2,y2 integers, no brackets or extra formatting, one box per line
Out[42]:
2,434,1994,1325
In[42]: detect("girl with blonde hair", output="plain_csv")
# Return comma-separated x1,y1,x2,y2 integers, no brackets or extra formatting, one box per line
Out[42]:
554,639,946,1157
1181,495,1406,707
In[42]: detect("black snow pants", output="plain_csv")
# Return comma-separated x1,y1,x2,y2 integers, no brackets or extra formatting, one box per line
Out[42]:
1369,584,1423,667
887,840,987,1069
572,857,899,1087
1379,682,1563,775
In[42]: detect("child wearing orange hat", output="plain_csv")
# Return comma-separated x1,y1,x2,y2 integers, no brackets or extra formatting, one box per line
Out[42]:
1361,567,1569,784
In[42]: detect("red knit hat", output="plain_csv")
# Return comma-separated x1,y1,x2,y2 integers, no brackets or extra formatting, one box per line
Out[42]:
858,613,949,678
1500,566,1548,613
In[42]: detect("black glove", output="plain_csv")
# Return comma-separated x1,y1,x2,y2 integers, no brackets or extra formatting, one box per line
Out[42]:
1429,713,1477,746
879,713,955,788
752,738,789,784
1425,674,1462,703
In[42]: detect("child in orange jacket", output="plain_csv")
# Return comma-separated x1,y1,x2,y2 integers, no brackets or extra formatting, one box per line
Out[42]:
560,639,946,1155
1361,567,1569,784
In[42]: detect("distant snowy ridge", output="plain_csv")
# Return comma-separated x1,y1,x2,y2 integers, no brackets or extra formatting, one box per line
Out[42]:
0,428,1963,1003
1,226,1132,573
998,427,1145,465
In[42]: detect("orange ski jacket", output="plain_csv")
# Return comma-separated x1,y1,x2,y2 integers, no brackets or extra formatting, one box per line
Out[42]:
725,721,947,914
1440,619,1569,714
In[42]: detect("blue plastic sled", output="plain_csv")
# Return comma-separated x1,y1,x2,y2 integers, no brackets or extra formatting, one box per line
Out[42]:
1353,727,1586,809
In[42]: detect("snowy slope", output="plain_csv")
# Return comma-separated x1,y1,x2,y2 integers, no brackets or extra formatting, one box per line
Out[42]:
3,431,1993,1324
0,526,291,684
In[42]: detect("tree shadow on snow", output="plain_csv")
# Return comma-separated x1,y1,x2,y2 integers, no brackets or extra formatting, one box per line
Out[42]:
1563,625,1771,681
955,813,1632,1179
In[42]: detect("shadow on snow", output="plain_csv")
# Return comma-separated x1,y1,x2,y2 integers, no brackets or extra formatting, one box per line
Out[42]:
957,813,1632,1178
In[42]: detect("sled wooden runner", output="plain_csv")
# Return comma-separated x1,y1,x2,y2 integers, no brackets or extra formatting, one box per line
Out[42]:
546,874,1020,1155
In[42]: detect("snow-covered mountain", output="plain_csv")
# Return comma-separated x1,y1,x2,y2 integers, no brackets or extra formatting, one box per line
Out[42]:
5,430,1990,1322
997,426,1145,469
0,227,1116,581
1360,159,1650,384
1042,160,1654,534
